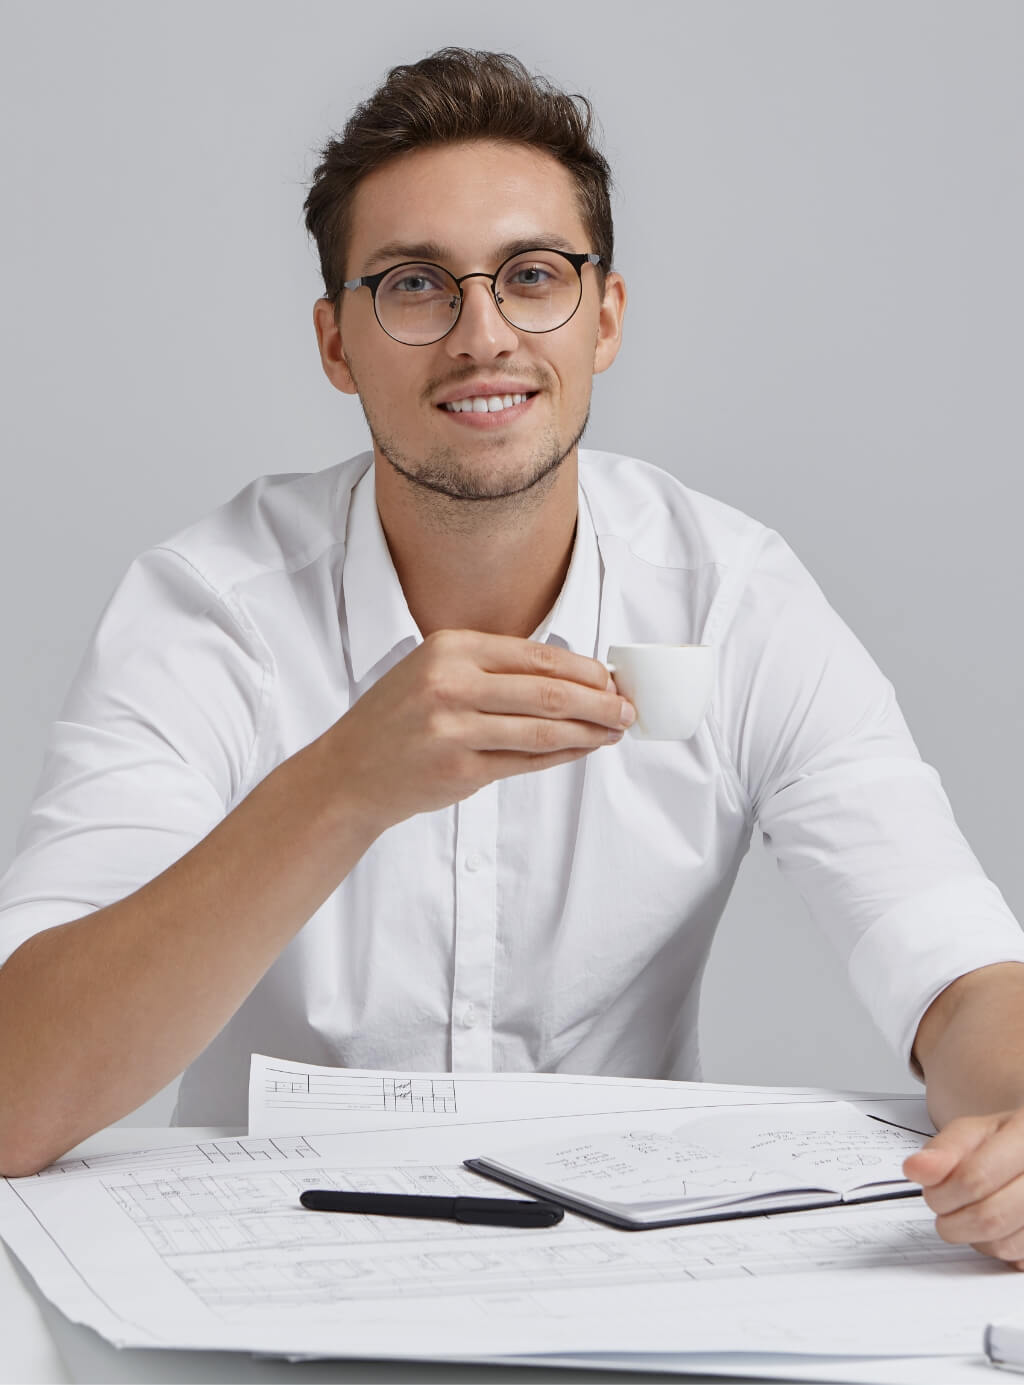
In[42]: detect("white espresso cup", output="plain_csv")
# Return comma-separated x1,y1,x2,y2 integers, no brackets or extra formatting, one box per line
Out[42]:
606,644,716,741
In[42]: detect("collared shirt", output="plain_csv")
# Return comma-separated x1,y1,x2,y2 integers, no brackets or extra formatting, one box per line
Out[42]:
2,449,1022,1124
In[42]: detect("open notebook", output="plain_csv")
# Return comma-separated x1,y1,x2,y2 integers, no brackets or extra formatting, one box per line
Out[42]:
465,1100,927,1229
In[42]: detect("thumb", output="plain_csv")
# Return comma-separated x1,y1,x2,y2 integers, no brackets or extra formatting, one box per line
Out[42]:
902,1114,998,1187
903,1143,959,1187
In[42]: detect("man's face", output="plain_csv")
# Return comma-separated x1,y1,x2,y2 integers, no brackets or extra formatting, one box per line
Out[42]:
313,139,625,504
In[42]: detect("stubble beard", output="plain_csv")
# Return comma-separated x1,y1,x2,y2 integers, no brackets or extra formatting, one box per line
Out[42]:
358,394,591,523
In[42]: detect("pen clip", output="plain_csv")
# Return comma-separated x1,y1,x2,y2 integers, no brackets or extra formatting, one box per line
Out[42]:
454,1198,563,1228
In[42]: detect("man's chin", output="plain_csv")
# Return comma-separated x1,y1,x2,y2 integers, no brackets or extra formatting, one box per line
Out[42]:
409,470,554,503
380,448,566,504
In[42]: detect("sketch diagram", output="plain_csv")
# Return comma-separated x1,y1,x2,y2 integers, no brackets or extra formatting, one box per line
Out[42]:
665,1110,923,1180
744,1126,909,1173
534,1131,787,1202
264,1068,457,1114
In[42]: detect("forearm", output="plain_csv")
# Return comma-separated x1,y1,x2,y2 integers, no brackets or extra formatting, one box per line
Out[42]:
0,630,626,1176
0,727,382,1175
914,961,1024,1129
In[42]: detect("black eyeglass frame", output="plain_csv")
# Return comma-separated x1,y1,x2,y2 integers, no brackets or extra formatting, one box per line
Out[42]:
339,248,604,345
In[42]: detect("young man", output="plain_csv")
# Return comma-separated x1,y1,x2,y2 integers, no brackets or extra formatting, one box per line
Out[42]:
2,48,1024,1270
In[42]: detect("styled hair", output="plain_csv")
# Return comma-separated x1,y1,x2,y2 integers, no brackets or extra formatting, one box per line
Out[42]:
303,47,614,315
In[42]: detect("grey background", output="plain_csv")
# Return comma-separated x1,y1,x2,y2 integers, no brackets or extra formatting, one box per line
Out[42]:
1,0,1020,1124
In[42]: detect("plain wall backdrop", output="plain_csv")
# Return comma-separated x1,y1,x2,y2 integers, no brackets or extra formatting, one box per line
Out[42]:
1,0,1020,1123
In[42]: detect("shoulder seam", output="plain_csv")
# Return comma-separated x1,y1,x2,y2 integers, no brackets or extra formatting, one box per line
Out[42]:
151,456,364,599
149,544,277,808
153,534,348,600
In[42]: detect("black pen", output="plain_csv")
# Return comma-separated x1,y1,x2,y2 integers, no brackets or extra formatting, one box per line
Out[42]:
298,1189,563,1228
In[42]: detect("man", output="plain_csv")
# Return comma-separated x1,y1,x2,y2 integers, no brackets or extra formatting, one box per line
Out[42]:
1,47,1024,1270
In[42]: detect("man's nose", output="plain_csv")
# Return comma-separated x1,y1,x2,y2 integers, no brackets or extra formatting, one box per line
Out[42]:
445,276,520,356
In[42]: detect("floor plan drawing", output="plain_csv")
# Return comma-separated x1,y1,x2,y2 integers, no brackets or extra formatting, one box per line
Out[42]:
95,1160,978,1321
1,1105,1016,1363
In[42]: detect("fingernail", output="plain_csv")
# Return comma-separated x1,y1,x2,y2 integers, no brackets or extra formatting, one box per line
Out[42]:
607,729,624,744
620,701,636,727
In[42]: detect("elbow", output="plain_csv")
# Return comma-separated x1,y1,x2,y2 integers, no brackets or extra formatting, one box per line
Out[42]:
0,1128,53,1177
0,1149,51,1178
0,1106,82,1178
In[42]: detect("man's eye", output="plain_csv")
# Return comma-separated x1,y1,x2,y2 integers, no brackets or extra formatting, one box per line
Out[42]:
511,268,551,286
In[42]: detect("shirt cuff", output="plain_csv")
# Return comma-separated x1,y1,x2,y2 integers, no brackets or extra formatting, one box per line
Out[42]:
846,875,1024,1079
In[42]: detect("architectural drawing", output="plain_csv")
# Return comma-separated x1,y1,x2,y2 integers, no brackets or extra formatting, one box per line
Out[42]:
263,1067,457,1114
97,1160,975,1321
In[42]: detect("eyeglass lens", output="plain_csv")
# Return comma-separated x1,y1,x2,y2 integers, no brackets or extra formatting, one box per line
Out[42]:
374,252,583,344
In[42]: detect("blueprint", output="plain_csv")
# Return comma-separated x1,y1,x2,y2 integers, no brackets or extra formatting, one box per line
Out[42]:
0,1103,1012,1364
248,1053,933,1136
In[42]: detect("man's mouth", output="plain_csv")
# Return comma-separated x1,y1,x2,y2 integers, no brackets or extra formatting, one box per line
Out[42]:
436,392,539,428
439,391,538,414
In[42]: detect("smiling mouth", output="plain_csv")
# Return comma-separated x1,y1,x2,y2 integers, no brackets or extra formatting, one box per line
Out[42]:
438,391,539,415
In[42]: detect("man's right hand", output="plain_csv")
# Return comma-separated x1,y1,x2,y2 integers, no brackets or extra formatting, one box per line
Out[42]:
0,629,635,1173
327,629,636,831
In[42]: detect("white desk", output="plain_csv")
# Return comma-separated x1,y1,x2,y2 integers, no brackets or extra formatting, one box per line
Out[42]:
0,1122,1002,1385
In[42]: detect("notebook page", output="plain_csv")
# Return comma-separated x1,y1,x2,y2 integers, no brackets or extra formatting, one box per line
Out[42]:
478,1101,926,1212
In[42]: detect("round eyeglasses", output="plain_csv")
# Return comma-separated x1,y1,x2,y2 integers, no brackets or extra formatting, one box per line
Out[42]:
340,248,603,346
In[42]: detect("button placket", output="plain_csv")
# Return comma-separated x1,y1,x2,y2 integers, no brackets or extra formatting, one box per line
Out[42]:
450,781,498,1069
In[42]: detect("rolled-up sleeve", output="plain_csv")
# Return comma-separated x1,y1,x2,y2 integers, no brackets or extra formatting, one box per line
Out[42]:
717,527,1024,1073
0,545,273,968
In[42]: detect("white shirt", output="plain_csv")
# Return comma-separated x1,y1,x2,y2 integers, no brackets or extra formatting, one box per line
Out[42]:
2,450,1022,1124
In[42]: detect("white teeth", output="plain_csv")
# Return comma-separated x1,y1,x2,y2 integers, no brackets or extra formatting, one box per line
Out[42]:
443,392,531,413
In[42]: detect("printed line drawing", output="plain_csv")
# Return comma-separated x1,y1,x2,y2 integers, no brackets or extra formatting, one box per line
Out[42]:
95,1162,974,1321
34,1136,321,1179
264,1069,457,1114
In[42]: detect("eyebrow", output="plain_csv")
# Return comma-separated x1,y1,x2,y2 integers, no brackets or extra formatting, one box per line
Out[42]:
360,233,581,275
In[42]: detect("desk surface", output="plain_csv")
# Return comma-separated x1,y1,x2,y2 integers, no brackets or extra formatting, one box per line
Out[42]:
0,1120,1000,1385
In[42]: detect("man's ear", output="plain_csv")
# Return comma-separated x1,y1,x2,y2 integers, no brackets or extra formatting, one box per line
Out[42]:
593,271,626,376
313,298,359,396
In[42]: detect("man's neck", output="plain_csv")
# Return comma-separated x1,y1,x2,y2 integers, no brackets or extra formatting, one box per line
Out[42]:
373,451,579,639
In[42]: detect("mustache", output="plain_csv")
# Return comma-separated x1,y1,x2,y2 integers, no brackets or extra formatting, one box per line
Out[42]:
427,374,543,398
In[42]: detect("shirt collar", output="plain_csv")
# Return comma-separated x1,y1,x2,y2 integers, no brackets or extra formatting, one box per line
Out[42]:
342,463,422,685
341,462,601,684
529,482,600,659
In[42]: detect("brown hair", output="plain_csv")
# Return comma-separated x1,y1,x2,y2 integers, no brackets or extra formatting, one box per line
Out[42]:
303,47,614,316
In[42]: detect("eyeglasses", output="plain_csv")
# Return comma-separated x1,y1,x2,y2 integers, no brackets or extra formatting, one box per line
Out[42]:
340,248,603,346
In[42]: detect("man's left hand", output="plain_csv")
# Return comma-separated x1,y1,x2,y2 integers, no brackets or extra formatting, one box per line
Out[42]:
904,1110,1024,1268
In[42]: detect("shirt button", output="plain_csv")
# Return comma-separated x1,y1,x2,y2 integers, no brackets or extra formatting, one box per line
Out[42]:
462,1004,478,1028
465,854,483,872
